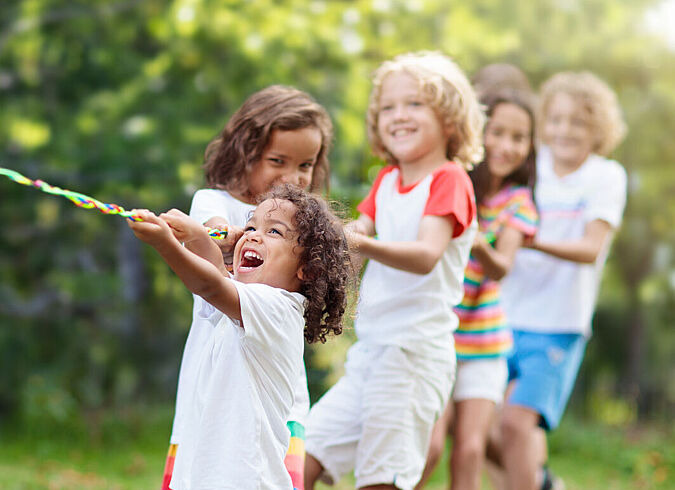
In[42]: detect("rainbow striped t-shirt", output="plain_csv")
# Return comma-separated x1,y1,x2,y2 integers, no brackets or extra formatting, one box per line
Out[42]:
454,185,537,360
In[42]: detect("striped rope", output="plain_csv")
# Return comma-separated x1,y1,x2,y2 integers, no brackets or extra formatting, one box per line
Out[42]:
0,167,227,239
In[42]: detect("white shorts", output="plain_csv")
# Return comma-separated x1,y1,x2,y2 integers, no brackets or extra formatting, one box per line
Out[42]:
452,357,508,403
305,341,455,490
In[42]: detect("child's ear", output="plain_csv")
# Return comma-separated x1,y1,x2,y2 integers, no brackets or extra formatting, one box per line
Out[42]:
444,123,456,139
296,266,305,281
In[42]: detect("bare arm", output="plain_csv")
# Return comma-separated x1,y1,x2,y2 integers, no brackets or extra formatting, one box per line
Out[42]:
344,215,375,273
346,214,376,237
528,219,613,264
160,209,228,275
347,214,456,275
471,226,526,281
127,210,242,320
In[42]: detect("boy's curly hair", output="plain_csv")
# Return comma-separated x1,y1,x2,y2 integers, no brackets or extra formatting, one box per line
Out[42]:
260,184,350,344
204,85,333,195
367,51,485,170
538,72,627,156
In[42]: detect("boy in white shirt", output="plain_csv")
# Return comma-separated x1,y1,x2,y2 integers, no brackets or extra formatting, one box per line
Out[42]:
128,185,350,489
497,71,628,490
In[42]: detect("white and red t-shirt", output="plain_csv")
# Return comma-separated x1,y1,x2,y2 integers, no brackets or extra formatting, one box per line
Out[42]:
354,162,477,360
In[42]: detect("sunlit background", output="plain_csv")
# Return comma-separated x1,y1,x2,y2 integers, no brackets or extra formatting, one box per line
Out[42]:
1,1,673,488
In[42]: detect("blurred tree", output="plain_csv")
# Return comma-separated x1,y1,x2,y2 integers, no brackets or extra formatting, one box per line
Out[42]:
0,0,673,427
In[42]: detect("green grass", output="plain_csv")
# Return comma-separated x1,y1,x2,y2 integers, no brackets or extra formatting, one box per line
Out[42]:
544,419,674,490
1,407,672,489
0,406,171,490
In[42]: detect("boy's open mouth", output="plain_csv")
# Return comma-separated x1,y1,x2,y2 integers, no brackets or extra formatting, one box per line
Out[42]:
240,250,264,269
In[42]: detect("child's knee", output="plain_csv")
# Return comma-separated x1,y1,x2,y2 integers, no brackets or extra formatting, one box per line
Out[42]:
500,408,537,444
451,436,484,467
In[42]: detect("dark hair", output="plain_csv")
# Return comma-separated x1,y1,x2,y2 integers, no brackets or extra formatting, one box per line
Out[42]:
471,63,532,99
260,184,350,344
204,85,333,197
470,89,537,206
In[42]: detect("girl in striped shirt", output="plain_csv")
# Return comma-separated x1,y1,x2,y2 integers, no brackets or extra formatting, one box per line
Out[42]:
419,89,538,490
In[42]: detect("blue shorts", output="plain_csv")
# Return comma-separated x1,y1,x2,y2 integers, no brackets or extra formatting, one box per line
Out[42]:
506,330,586,431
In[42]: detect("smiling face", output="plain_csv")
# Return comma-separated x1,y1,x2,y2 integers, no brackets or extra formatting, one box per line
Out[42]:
376,71,449,168
485,102,533,184
232,198,304,292
543,92,596,170
242,127,323,204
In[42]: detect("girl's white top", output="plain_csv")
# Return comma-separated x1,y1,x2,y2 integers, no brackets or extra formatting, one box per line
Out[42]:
170,281,306,489
170,189,310,447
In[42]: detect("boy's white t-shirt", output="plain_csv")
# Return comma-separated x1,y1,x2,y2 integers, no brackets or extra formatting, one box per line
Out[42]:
354,163,477,360
170,189,310,446
501,146,627,336
170,281,306,490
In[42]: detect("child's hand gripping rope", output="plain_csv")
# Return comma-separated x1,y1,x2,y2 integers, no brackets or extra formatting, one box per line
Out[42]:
0,167,228,239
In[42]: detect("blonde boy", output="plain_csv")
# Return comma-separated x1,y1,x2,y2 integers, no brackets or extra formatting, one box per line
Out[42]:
304,52,484,490
499,72,627,490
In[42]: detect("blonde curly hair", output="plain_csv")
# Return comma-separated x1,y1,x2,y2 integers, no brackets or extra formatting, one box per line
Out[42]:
538,72,627,156
367,51,485,170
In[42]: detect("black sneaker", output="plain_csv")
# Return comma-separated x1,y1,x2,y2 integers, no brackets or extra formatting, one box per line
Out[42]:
541,465,565,490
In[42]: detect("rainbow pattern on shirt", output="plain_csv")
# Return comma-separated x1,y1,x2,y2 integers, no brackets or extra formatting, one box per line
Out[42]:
454,185,537,360
160,421,305,489
285,421,306,490
161,444,178,490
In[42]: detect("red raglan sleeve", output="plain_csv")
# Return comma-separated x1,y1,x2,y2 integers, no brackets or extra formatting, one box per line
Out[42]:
424,163,476,238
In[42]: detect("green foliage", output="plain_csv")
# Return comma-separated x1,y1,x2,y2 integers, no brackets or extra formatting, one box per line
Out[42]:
0,0,673,426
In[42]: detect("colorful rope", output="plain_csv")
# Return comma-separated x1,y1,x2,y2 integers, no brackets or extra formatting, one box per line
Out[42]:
0,167,228,239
